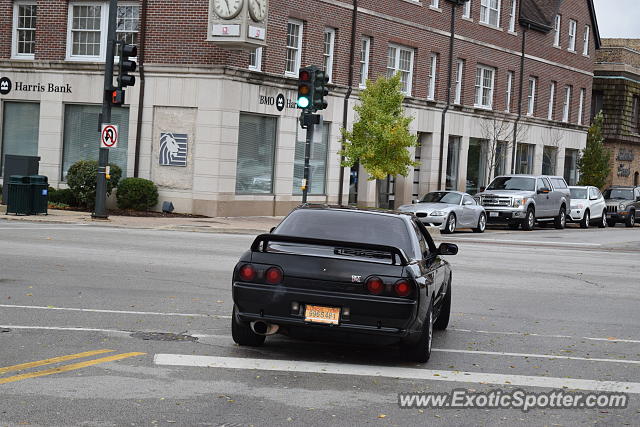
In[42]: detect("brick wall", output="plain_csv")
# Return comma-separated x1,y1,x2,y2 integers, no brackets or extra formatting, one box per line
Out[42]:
0,0,11,58
35,0,68,60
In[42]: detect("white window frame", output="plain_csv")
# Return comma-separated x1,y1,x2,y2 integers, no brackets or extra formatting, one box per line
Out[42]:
323,27,336,82
474,65,495,109
548,81,556,120
480,0,501,28
12,1,37,59
285,19,303,77
427,53,438,100
562,86,572,123
462,0,472,18
66,2,109,61
387,44,415,96
527,77,537,116
553,15,561,47
568,19,577,52
578,88,585,125
431,0,440,8
114,2,140,60
583,25,590,56
359,36,371,89
249,47,263,71
454,59,464,105
508,0,517,32
505,70,513,112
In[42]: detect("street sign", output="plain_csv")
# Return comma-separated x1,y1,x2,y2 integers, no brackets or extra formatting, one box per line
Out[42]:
101,124,118,148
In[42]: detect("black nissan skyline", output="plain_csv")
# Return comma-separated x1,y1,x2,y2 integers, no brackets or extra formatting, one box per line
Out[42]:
231,206,458,363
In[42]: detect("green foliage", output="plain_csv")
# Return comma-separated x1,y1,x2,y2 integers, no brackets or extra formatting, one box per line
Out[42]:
116,178,159,211
577,112,611,189
48,187,78,207
66,160,122,208
48,202,70,209
340,73,419,180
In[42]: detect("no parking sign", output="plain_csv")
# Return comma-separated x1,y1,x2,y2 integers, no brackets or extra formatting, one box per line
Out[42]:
100,124,119,148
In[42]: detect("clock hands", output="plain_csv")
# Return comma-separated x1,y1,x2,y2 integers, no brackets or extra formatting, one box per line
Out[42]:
223,0,231,14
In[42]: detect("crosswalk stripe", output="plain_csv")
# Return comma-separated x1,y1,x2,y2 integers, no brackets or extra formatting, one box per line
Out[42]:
0,349,114,375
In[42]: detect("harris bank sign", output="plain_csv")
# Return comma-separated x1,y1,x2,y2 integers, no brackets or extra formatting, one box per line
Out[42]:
0,76,72,96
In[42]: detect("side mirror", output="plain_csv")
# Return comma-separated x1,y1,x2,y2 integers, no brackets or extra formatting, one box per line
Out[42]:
480,186,486,193
537,187,550,194
437,243,458,256
463,200,473,206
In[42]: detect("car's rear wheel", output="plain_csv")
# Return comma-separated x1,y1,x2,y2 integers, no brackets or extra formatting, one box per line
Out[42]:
434,276,451,330
598,211,608,228
625,211,636,227
554,206,567,230
580,210,590,229
403,299,433,363
231,306,265,347
472,213,486,233
442,213,456,234
522,208,535,231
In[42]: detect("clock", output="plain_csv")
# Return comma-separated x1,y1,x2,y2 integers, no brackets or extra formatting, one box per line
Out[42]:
213,0,244,20
248,0,267,22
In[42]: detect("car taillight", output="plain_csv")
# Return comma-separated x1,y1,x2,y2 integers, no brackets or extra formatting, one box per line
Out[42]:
239,264,256,281
265,267,283,285
366,277,384,295
394,280,412,297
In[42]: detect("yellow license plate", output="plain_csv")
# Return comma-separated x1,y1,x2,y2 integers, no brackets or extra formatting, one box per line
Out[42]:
304,305,340,325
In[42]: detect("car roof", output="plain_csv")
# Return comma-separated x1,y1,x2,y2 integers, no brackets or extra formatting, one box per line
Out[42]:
494,174,564,179
569,186,590,189
424,190,468,196
297,204,415,219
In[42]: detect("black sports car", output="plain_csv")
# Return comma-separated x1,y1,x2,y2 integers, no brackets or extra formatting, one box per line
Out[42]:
231,206,458,363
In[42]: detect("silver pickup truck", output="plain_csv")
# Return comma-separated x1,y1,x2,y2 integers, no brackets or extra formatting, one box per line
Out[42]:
474,175,572,231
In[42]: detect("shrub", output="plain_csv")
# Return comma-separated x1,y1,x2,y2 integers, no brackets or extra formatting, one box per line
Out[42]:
48,187,78,207
116,178,158,211
66,160,122,208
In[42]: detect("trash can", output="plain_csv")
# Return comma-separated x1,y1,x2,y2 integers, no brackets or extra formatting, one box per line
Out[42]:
2,155,40,203
6,175,32,215
29,175,48,215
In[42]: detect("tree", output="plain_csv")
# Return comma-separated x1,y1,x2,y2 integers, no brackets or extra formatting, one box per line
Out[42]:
577,112,611,189
478,114,529,186
340,73,418,206
541,126,564,175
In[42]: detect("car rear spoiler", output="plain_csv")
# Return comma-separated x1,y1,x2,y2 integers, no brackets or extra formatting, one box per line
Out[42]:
250,234,410,266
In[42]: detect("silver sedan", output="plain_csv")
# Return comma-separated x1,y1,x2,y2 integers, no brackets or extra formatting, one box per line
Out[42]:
397,191,487,234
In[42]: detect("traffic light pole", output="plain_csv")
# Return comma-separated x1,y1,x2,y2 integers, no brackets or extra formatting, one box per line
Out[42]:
302,121,314,203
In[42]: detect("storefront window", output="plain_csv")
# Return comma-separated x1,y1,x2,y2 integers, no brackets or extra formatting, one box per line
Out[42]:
466,138,487,194
446,136,460,191
563,148,579,185
494,141,509,177
293,122,328,195
542,146,558,175
236,113,277,194
1,102,40,172
515,143,535,174
62,104,129,179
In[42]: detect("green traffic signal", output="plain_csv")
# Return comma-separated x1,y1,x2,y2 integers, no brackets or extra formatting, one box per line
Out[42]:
297,67,316,111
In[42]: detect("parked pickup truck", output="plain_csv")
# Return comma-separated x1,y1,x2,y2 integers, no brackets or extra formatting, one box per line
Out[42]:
474,175,572,231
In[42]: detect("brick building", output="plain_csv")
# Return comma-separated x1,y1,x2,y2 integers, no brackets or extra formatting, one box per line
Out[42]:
593,38,640,187
0,0,600,215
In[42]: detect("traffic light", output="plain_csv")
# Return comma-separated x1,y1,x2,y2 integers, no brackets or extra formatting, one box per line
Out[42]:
111,89,125,105
313,69,329,111
297,66,316,110
118,44,137,89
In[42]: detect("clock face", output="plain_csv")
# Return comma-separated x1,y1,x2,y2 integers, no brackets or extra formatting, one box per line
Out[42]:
213,0,244,20
248,0,267,22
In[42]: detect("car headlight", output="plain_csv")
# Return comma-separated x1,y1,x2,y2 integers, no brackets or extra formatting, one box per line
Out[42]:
512,198,526,208
430,211,446,216
575,203,585,210
619,203,626,209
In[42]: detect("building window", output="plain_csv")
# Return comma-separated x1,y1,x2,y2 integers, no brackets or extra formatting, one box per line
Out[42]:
562,86,572,122
249,47,263,71
505,71,513,112
495,141,509,176
63,104,129,179
633,96,640,134
542,146,557,175
474,65,495,109
508,0,517,32
446,136,461,191
515,143,535,174
577,88,585,125
554,15,561,47
67,4,105,60
285,20,303,76
466,138,487,194
115,4,139,47
236,114,277,194
387,44,415,96
480,0,500,27
0,102,40,173
359,36,371,88
427,53,438,100
591,90,603,120
563,148,579,185
568,19,577,52
527,77,537,116
323,28,336,82
454,59,464,104
12,2,37,58
462,0,471,18
583,25,590,56
431,0,440,8
548,82,556,120
293,122,329,195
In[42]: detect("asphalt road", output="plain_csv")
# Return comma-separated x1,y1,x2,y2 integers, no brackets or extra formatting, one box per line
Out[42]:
0,220,639,426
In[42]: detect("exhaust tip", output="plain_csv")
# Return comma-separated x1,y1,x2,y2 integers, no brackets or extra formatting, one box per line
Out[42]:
250,321,279,336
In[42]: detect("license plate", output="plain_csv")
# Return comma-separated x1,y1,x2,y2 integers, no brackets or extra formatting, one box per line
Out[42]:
490,212,499,217
304,305,340,325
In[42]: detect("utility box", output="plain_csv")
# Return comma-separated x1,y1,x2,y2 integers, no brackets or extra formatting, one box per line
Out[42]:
6,175,32,215
2,155,40,203
29,175,48,215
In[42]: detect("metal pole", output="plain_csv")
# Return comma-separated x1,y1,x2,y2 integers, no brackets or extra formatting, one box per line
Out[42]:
94,0,117,219
511,26,527,174
302,120,315,203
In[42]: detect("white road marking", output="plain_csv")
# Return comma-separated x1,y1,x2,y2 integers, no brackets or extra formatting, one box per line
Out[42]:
0,226,90,230
0,303,231,319
0,325,131,335
449,328,640,344
153,354,640,394
450,238,601,247
433,348,640,365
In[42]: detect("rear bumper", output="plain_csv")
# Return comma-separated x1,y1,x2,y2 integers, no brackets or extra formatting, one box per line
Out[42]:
232,282,418,338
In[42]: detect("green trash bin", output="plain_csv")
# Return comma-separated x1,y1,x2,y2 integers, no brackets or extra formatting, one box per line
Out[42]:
29,175,49,215
6,175,32,215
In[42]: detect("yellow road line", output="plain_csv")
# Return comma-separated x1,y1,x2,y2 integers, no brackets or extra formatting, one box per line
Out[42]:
0,352,146,385
0,349,114,375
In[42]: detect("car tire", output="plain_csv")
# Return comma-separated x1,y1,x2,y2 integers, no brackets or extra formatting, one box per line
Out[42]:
598,211,608,229
434,276,451,330
554,206,567,230
625,211,636,227
472,213,486,233
607,218,617,227
521,208,535,231
580,210,590,229
442,213,456,234
508,222,520,230
403,299,433,363
231,306,266,347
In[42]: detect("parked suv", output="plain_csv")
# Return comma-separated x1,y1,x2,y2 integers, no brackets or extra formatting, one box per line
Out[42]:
475,175,571,231
604,186,640,227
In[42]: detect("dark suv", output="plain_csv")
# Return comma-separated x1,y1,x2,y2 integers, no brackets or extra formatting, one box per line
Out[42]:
604,186,640,227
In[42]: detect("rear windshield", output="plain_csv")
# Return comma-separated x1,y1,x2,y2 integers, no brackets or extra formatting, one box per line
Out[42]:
570,188,587,199
487,177,535,191
274,209,414,257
